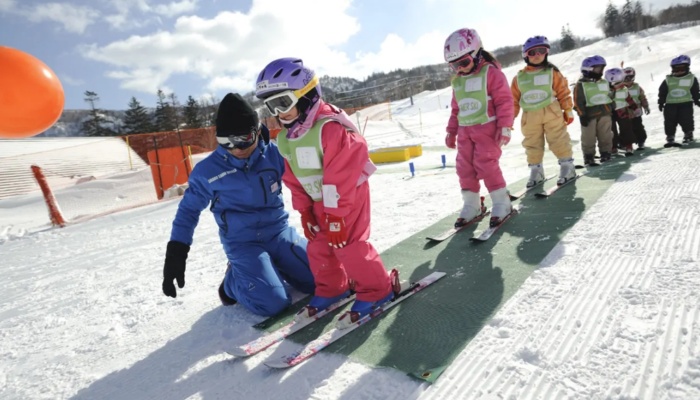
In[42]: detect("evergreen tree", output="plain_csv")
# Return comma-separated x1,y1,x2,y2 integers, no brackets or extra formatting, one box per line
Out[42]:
154,89,177,132
603,1,621,37
560,24,576,52
81,91,115,136
621,0,635,33
123,97,153,134
183,95,203,128
168,93,182,131
633,1,649,31
198,95,219,127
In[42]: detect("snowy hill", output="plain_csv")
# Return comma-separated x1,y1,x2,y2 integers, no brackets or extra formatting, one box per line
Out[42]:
2,25,700,400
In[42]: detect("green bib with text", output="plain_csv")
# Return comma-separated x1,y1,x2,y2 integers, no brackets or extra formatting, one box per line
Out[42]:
517,69,554,112
276,120,331,201
451,65,491,126
665,74,695,104
582,80,613,107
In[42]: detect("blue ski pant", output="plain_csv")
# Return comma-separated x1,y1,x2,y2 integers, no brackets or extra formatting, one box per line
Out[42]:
221,227,315,317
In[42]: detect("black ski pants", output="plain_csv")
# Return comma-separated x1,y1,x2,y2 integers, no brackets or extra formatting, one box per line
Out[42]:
632,116,647,145
663,102,694,139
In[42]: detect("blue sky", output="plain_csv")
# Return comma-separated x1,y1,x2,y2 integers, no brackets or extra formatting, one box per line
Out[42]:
0,0,690,110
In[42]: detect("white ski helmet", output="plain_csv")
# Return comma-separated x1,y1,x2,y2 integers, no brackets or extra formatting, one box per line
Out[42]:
444,28,482,62
623,66,636,82
605,68,625,84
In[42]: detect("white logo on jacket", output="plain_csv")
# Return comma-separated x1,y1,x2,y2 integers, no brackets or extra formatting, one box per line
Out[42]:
208,169,237,183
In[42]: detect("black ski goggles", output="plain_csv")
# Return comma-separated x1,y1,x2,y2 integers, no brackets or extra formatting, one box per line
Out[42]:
217,125,259,150
672,64,689,74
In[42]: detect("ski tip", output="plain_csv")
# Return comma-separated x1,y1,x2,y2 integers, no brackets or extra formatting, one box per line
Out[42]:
225,348,251,358
264,360,292,369
427,271,447,280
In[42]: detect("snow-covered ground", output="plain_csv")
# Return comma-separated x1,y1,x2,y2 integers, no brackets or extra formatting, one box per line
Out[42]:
2,25,700,400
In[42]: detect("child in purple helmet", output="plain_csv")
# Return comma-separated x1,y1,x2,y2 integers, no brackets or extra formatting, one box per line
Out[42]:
255,58,398,330
573,56,614,165
443,28,515,229
511,35,576,188
658,55,700,145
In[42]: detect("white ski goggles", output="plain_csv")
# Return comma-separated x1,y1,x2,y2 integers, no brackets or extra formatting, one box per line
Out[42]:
263,76,319,116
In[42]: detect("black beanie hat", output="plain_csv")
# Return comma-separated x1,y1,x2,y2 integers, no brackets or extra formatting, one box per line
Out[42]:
216,93,259,137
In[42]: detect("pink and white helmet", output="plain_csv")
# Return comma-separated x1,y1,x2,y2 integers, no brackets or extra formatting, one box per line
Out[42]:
444,28,482,62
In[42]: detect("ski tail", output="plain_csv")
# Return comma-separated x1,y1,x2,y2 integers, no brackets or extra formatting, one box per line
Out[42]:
225,293,355,357
264,271,447,369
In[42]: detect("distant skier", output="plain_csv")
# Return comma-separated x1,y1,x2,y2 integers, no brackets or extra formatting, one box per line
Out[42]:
606,68,639,156
510,35,576,188
161,93,315,317
658,55,700,146
573,56,614,165
254,57,398,330
622,67,651,149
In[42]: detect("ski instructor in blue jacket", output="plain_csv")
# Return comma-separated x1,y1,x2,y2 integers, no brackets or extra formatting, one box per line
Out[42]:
162,93,315,317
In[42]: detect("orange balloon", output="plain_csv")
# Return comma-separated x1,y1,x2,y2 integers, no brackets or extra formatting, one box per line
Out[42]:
0,46,65,139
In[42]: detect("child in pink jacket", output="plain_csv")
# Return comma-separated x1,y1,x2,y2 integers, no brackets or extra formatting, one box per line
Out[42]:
255,58,397,330
444,28,515,228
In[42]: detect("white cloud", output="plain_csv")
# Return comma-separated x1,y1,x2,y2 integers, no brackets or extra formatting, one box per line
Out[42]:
88,0,697,97
82,0,364,95
347,32,445,77
60,74,85,86
0,0,16,12
24,3,100,34
153,0,197,18
104,0,196,29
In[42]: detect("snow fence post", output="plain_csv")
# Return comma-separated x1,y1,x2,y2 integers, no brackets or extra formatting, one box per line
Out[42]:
30,165,66,227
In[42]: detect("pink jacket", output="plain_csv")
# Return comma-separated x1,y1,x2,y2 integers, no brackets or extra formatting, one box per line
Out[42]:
446,60,515,135
283,101,375,218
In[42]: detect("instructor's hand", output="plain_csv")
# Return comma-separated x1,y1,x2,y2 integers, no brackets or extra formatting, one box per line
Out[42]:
162,241,190,298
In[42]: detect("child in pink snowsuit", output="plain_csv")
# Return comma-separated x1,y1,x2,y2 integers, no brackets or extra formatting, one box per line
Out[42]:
444,28,515,228
255,58,397,330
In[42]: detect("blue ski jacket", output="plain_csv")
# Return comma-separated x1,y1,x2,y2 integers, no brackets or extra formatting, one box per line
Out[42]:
170,140,289,246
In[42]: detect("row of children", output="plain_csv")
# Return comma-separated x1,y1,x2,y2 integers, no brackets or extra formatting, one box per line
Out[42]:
162,27,700,329
443,28,700,230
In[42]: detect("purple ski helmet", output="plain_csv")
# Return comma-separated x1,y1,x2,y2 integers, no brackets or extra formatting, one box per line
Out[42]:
522,36,550,56
671,55,691,66
581,55,607,72
605,67,625,84
255,58,320,99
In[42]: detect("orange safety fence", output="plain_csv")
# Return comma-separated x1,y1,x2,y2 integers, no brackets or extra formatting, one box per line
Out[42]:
147,146,193,200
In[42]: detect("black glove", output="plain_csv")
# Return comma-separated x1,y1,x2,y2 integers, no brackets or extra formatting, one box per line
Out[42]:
659,104,664,112
162,240,190,298
695,101,700,108
580,115,589,127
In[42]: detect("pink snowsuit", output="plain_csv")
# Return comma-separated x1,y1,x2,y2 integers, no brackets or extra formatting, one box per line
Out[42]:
282,101,392,303
446,60,515,193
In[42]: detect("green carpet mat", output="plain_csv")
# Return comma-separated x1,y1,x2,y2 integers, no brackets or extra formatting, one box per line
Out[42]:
257,148,665,383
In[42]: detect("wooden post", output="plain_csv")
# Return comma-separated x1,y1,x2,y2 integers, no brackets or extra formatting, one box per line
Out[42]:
125,135,133,170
